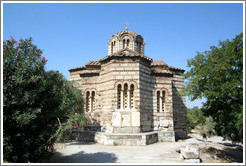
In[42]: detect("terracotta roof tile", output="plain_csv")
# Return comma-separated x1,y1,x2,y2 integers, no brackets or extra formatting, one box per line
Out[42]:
100,49,152,62
151,60,168,66
68,66,86,72
85,61,101,66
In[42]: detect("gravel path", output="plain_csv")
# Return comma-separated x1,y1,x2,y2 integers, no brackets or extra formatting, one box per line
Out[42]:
44,130,243,163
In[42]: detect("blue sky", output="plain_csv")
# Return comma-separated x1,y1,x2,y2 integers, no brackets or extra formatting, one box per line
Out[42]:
3,2,244,108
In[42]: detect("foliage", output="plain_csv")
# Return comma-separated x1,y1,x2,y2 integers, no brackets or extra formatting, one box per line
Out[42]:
3,37,87,162
196,116,217,137
187,106,206,132
184,33,243,142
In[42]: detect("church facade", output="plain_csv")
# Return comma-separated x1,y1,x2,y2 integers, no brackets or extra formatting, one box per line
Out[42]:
69,28,187,145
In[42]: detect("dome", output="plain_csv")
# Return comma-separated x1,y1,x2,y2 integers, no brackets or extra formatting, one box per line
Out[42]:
108,28,145,55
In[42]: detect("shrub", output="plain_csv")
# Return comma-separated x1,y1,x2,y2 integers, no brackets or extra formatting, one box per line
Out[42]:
3,37,87,162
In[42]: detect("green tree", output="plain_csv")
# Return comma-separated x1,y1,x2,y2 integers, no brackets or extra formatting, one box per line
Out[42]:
3,37,87,162
187,106,206,131
184,33,243,142
197,116,217,138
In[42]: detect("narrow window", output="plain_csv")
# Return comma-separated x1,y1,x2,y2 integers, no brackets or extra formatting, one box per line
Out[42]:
111,42,113,54
157,91,160,112
130,84,134,109
162,91,165,112
86,91,90,112
117,84,121,109
139,42,142,53
123,39,125,49
124,83,128,109
127,39,129,48
91,91,95,112
136,41,139,51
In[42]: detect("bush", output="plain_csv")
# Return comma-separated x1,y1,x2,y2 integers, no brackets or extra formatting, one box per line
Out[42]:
187,106,205,132
196,116,217,137
3,37,87,162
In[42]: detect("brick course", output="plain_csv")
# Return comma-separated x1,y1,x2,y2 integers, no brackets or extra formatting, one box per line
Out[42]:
69,29,187,143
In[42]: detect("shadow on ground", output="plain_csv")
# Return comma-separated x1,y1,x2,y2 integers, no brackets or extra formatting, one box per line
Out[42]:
45,151,118,163
202,146,243,163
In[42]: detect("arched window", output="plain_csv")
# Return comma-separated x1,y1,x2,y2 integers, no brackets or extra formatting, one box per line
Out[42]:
126,39,129,48
117,83,136,110
123,39,126,49
157,91,160,112
123,83,128,109
86,91,90,112
111,42,113,54
86,91,96,112
91,91,95,112
117,84,121,109
130,84,134,109
138,41,141,53
114,41,116,46
162,91,165,112
156,90,166,112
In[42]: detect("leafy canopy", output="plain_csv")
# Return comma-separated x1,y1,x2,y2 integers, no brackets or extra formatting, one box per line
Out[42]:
3,37,87,162
184,33,243,142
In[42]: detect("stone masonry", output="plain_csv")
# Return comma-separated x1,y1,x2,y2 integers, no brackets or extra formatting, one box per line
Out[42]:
69,28,187,145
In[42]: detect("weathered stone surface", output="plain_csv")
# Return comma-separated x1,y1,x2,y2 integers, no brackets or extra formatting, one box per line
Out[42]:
180,147,200,159
69,28,187,143
112,112,121,127
158,131,175,142
122,114,131,127
185,159,201,163
94,132,158,146
160,120,170,127
131,111,140,126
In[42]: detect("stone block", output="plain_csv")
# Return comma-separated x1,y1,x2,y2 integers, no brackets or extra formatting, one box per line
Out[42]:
122,114,131,127
160,120,170,127
185,159,201,163
141,114,148,121
112,112,121,127
180,147,200,159
153,121,160,126
131,112,140,126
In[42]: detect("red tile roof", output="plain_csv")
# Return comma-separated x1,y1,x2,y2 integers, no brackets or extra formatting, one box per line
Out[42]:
85,61,101,66
151,60,168,66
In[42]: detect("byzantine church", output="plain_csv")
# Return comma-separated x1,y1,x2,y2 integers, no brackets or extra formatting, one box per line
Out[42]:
69,27,187,145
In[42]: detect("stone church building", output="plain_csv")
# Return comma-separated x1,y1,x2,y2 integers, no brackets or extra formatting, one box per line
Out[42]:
69,28,187,145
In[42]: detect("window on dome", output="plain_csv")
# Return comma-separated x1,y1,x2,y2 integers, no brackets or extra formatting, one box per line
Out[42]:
127,39,129,48
123,39,126,49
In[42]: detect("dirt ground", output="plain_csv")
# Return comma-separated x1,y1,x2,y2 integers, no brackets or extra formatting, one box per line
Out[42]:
44,130,243,163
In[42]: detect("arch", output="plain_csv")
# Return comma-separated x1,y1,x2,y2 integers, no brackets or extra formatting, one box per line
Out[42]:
155,88,169,112
114,80,138,90
114,81,138,110
119,34,134,41
120,34,133,50
154,88,169,97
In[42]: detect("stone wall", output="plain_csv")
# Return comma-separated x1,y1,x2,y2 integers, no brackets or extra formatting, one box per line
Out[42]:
152,69,174,133
69,57,187,140
172,71,188,139
139,60,154,132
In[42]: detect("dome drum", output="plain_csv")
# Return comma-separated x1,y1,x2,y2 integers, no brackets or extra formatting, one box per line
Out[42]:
108,30,145,55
